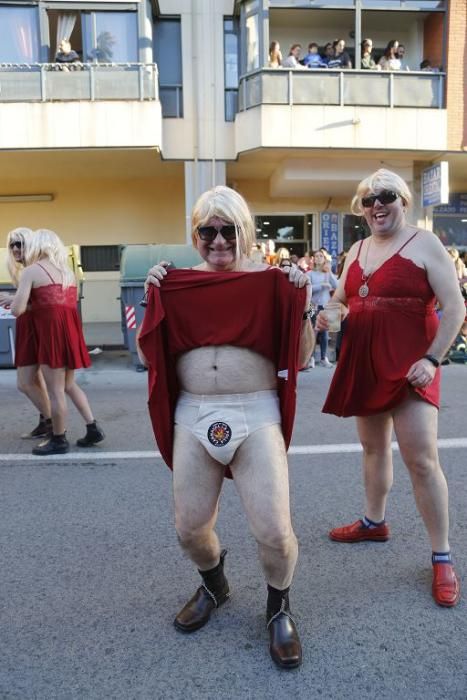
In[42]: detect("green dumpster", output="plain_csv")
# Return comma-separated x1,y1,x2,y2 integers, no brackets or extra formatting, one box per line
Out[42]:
120,244,202,369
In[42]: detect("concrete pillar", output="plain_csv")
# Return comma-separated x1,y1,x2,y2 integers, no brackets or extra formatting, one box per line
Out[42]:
184,161,226,241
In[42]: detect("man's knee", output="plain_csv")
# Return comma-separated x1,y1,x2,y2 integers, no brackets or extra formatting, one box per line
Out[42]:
256,522,297,556
403,450,439,480
175,516,212,549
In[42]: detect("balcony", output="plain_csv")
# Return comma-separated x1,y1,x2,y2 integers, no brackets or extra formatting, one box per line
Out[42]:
235,68,448,153
0,63,162,150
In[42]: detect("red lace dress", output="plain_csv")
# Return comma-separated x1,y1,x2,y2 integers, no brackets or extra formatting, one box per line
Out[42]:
15,311,38,367
29,275,91,370
322,234,440,417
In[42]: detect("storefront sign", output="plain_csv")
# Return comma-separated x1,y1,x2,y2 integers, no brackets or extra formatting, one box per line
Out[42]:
422,161,449,208
320,212,339,264
434,193,467,216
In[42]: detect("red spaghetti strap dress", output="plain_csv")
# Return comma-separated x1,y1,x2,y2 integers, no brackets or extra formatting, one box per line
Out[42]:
323,232,440,417
15,311,38,367
30,265,91,370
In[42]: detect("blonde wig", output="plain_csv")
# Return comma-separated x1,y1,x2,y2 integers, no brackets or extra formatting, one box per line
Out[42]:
25,229,74,287
191,186,256,267
351,168,413,215
6,227,34,286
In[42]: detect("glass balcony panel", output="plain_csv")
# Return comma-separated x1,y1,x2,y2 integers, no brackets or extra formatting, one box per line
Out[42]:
0,70,41,101
344,72,390,106
245,74,262,108
262,71,288,103
94,67,140,100
293,72,340,105
46,70,91,100
394,73,440,108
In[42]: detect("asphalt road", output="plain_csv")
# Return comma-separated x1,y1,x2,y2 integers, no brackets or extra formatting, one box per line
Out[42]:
0,354,466,700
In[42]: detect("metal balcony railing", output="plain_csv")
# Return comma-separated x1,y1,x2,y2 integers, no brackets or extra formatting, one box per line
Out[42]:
238,68,445,111
0,63,159,102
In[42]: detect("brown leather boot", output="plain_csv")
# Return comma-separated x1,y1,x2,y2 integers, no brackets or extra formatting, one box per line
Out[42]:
174,549,230,633
267,588,302,669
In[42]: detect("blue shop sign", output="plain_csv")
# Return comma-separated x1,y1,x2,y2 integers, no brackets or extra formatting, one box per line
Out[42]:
434,193,467,216
320,212,339,267
422,162,449,208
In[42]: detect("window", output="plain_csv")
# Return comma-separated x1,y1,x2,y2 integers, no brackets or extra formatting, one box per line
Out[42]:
80,245,121,272
246,13,260,72
255,214,312,257
224,18,239,121
0,5,40,63
82,11,138,63
342,215,370,251
154,17,183,118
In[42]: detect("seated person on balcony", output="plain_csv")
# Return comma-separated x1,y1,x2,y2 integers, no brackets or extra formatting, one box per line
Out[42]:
281,44,306,69
420,59,438,72
320,42,334,67
378,40,401,71
397,44,410,71
361,39,381,70
327,39,352,69
55,39,80,70
268,41,283,68
302,43,326,69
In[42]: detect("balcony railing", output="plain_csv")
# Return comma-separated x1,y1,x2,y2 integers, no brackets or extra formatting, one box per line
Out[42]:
0,63,159,102
238,68,445,111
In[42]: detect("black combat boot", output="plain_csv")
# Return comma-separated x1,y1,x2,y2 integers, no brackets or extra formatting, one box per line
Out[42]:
23,415,52,439
32,433,70,456
174,549,230,633
76,421,105,447
266,585,302,669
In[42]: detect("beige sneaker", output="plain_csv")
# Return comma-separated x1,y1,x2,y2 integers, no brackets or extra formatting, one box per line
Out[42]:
320,357,333,368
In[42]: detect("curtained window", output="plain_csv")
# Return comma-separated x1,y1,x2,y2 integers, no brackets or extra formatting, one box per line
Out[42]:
0,6,40,63
83,11,138,63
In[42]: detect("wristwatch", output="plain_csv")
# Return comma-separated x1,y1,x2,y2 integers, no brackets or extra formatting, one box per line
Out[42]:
302,305,314,321
423,354,440,368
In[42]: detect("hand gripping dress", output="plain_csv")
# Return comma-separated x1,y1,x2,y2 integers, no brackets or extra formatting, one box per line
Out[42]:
29,264,91,370
322,232,440,417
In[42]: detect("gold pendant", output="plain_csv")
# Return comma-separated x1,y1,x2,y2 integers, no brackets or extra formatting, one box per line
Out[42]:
358,284,369,298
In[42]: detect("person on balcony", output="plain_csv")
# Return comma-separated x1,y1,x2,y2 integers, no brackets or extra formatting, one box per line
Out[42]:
268,41,282,68
321,42,335,67
378,40,401,71
397,44,410,70
302,42,326,69
55,39,80,70
361,38,381,70
327,39,352,69
139,186,314,669
281,44,306,69
316,168,464,608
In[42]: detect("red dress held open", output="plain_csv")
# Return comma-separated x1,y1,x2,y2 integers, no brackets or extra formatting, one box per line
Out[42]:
323,234,440,417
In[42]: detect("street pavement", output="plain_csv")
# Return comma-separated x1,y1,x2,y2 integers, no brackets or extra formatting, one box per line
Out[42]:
0,354,466,700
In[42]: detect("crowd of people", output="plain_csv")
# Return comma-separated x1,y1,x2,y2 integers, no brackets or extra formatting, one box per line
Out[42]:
2,171,466,671
269,38,439,72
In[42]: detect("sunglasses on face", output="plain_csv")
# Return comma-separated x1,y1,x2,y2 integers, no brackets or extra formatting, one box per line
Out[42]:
9,241,22,250
361,190,399,208
197,225,237,242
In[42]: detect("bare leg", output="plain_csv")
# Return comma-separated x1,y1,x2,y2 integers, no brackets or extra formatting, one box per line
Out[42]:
230,424,298,590
356,412,394,522
17,365,51,418
172,426,225,570
39,365,67,434
65,370,94,424
392,395,449,552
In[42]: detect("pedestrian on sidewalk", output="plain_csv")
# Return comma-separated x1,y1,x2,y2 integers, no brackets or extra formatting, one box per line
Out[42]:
9,229,105,455
316,169,465,607
139,186,313,669
307,249,338,368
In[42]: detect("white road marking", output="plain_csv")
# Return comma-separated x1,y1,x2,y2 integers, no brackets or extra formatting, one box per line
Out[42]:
0,438,466,462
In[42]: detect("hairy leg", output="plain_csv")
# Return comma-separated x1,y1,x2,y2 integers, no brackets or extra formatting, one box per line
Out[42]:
65,370,94,424
173,426,225,570
230,424,298,590
17,365,51,417
392,395,449,552
355,412,394,522
39,365,67,434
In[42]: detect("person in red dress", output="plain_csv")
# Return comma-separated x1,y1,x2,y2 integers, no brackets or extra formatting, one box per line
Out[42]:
0,228,52,438
316,169,465,607
10,229,105,455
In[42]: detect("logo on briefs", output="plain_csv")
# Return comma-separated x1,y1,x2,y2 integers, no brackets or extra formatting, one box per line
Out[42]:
207,422,232,447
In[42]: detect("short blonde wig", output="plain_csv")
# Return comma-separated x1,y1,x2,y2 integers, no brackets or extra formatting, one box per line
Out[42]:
6,227,34,286
351,168,413,215
25,229,74,287
191,186,256,265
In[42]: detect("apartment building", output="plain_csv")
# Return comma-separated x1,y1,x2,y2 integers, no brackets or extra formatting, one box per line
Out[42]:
0,0,465,329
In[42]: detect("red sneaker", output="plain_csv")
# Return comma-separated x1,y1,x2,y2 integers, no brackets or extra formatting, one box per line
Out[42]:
432,563,460,607
329,519,390,543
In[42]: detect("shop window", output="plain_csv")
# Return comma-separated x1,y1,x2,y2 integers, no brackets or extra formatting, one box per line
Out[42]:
154,18,183,118
0,5,40,63
255,214,311,258
342,215,370,251
81,245,121,272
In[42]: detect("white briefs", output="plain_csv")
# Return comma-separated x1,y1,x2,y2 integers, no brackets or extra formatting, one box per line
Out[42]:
174,390,281,466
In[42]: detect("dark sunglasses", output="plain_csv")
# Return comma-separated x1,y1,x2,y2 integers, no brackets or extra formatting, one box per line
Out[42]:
361,190,399,208
197,225,237,242
9,241,22,250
